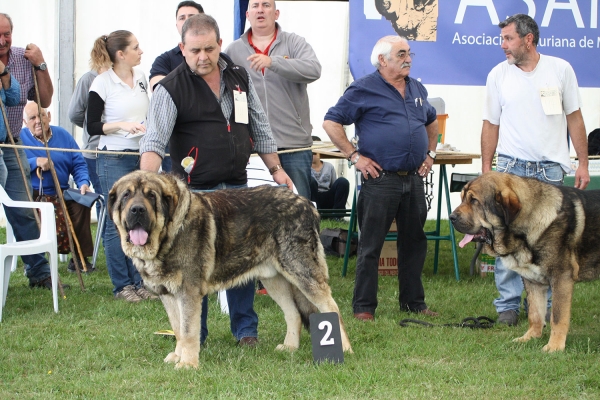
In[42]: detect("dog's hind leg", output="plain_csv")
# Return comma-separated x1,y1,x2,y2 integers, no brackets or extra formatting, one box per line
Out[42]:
260,275,302,351
161,294,182,364
514,279,547,344
281,254,353,353
300,283,353,354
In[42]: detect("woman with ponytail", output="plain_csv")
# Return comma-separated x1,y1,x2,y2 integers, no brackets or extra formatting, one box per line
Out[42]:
86,30,153,302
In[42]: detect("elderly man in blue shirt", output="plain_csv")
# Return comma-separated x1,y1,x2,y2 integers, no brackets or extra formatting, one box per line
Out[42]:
323,35,439,321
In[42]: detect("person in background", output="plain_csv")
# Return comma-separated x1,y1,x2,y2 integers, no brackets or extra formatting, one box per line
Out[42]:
21,102,95,273
0,12,58,290
310,136,349,211
481,14,589,326
225,0,321,200
323,35,439,321
148,0,205,173
68,45,112,222
86,30,155,302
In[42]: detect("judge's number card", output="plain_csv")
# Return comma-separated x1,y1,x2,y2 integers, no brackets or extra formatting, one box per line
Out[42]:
540,87,562,116
234,91,249,124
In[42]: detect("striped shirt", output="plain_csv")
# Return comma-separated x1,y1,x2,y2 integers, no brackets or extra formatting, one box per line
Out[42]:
140,57,277,158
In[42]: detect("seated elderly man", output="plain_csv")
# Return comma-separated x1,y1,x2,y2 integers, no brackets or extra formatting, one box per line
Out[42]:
21,101,95,273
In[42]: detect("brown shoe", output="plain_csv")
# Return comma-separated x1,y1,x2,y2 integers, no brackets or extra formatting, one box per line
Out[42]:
354,312,374,321
115,285,143,303
418,308,439,317
136,286,159,300
238,337,259,347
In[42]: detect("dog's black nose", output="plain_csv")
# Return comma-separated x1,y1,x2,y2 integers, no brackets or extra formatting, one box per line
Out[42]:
449,213,457,223
129,204,146,215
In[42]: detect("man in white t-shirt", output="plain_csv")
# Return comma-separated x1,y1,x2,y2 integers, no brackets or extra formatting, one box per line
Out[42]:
481,13,589,326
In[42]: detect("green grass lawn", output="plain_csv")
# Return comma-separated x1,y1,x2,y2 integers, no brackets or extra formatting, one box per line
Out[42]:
1,221,599,399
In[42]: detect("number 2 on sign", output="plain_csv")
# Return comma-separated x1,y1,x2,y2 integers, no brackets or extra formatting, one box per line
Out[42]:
319,321,335,346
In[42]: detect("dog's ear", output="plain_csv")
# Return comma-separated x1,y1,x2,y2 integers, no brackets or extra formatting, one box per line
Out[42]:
495,187,521,225
107,183,120,221
460,181,470,201
159,174,179,223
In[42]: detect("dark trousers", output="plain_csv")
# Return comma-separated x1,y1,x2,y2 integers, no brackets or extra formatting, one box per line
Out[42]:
310,177,350,210
352,172,428,315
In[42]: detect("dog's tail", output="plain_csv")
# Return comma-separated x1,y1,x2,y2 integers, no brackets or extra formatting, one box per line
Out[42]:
291,286,319,330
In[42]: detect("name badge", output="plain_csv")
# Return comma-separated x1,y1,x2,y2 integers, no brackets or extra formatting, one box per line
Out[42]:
540,87,562,116
234,91,249,124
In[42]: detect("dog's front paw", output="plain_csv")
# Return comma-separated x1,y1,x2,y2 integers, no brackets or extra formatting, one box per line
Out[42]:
164,352,180,364
175,360,198,369
542,342,565,352
275,344,298,352
513,327,543,343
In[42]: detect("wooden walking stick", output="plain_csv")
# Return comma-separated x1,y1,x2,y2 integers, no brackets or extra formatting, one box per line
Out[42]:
31,66,85,292
36,167,89,279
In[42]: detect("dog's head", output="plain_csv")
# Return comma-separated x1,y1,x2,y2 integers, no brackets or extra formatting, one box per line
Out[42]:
108,170,190,260
449,172,522,252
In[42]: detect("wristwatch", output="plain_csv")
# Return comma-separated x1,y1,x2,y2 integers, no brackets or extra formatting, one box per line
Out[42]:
427,150,437,160
0,67,8,77
34,62,47,71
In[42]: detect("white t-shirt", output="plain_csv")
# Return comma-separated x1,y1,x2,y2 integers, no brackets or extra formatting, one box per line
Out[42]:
89,68,149,151
483,54,582,172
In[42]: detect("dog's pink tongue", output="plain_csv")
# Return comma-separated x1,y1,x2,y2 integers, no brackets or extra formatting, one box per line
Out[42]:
129,227,148,246
459,234,474,248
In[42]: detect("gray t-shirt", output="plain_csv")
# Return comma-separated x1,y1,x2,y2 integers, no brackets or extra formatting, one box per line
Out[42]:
311,161,336,192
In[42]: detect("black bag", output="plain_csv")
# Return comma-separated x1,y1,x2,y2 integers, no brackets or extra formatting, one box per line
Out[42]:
588,128,600,156
319,228,357,257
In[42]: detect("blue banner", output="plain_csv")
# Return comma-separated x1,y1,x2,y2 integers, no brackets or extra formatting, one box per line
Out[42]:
350,0,599,87
234,0,249,40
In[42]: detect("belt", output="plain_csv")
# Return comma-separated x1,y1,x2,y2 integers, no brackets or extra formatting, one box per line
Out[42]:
381,169,418,176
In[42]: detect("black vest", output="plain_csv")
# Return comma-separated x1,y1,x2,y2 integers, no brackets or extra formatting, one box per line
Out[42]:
161,54,252,189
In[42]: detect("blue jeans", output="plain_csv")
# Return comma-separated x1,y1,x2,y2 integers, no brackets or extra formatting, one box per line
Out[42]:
493,154,560,314
97,149,142,295
193,183,258,342
353,172,428,314
2,140,51,284
85,157,107,243
161,144,172,173
279,150,312,199
84,157,103,221
0,149,7,185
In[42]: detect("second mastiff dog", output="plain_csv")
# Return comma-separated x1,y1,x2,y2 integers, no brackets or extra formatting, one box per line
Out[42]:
450,171,600,352
108,171,352,369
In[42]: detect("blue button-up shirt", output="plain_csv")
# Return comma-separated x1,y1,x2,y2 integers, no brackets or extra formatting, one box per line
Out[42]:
324,71,436,172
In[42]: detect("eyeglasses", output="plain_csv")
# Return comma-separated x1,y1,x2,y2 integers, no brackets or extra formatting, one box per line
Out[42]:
398,52,416,60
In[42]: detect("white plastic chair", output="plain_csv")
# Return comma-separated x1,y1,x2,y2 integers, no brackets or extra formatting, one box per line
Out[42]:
0,185,59,322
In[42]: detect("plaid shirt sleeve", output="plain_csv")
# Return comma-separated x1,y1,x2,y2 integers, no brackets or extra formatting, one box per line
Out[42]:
245,72,277,154
139,85,177,158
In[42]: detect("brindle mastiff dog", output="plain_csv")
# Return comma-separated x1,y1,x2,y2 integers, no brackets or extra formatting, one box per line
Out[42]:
108,171,352,369
449,171,600,352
